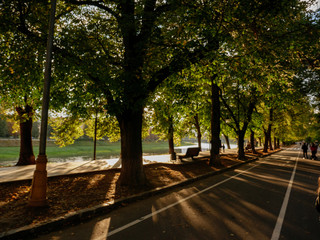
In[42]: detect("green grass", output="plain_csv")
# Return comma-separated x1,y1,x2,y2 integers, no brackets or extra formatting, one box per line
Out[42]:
0,139,195,165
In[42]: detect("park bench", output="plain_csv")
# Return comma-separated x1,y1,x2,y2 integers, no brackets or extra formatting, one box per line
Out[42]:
245,143,252,150
177,147,200,161
245,143,252,152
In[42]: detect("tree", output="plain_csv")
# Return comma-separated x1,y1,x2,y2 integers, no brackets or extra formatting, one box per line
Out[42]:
3,0,317,184
157,68,212,153
209,74,222,165
50,0,222,186
85,113,120,159
0,29,45,165
147,88,181,160
220,79,257,159
218,0,318,158
177,63,224,165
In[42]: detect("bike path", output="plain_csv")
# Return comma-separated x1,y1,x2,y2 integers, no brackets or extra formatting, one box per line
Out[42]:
32,146,320,240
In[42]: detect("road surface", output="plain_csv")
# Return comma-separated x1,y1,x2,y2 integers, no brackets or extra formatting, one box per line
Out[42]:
35,146,320,240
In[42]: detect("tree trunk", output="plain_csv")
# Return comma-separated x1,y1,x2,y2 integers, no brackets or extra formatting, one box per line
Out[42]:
250,130,257,154
16,105,35,166
237,100,255,160
258,137,262,146
168,119,176,160
209,78,221,166
274,136,277,149
238,130,246,160
117,108,147,186
194,114,202,151
268,129,273,150
269,137,273,150
266,108,273,151
93,110,98,160
223,134,231,149
263,128,269,153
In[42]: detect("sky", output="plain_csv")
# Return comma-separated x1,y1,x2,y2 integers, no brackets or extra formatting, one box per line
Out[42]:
310,0,320,10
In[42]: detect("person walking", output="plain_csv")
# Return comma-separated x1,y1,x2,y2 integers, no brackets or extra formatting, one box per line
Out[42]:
302,142,308,159
310,143,318,160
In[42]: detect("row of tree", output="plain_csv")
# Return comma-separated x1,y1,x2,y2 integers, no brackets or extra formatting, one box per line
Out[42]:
0,0,319,186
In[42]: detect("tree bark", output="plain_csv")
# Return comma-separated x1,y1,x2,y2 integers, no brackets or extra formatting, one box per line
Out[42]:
263,108,273,152
250,129,257,154
237,101,255,160
269,137,273,150
269,130,273,150
93,110,98,160
238,130,246,159
168,119,176,160
194,114,202,151
16,105,35,166
263,128,269,152
209,78,221,166
117,108,147,186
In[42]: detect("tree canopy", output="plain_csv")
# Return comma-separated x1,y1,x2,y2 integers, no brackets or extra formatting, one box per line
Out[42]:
0,0,320,184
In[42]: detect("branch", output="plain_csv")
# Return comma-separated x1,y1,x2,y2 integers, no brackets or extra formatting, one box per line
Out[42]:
221,115,237,133
86,73,115,106
241,100,255,132
139,1,175,41
147,42,217,93
16,4,46,43
66,0,120,20
220,94,239,130
95,37,121,66
137,0,157,50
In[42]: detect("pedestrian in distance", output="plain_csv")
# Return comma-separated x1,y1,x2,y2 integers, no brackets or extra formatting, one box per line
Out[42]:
310,143,318,160
302,142,308,159
222,144,225,152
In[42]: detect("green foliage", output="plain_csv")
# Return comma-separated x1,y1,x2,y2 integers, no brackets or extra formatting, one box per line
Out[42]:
0,0,48,112
49,117,84,147
0,115,10,138
85,114,120,142
1,0,320,166
146,80,185,145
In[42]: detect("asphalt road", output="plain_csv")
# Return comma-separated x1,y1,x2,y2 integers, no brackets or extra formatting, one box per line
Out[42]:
35,146,320,240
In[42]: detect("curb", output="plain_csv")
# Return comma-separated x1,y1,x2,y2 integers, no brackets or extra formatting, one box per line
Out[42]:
0,150,282,240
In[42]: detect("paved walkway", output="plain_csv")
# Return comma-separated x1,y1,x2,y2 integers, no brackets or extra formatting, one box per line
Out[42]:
0,150,239,183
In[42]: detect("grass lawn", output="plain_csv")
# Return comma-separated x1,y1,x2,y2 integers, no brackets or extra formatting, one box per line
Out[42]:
0,139,195,165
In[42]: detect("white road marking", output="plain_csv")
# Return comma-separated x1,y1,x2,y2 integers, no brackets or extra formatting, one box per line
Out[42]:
107,164,260,237
271,149,300,240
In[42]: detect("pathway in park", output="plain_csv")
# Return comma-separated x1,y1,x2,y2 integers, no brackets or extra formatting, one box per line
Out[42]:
0,147,238,183
33,145,320,240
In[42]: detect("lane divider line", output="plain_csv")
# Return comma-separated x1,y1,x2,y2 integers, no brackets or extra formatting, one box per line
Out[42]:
271,150,300,240
107,163,261,237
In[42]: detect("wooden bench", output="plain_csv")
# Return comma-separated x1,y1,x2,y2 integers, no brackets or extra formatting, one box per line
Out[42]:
177,147,200,161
